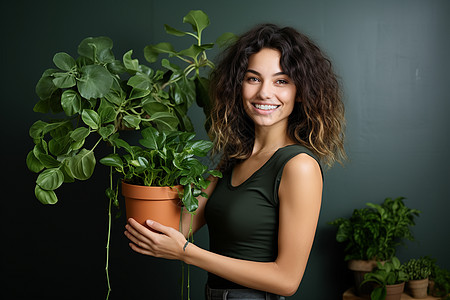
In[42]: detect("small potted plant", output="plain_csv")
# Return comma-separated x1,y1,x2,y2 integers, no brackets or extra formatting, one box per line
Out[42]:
401,257,432,298
361,256,409,300
426,257,450,299
329,197,420,296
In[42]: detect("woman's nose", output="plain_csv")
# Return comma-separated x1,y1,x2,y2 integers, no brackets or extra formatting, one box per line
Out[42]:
258,82,273,99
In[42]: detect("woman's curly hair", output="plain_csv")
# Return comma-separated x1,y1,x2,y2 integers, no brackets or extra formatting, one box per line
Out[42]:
209,24,346,171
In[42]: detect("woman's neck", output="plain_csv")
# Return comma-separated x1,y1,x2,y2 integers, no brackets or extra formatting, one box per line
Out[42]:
252,123,294,155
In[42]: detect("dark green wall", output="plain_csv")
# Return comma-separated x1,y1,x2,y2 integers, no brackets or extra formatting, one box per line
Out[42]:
3,0,449,299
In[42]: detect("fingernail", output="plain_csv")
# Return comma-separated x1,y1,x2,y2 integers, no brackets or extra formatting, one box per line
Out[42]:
146,220,154,226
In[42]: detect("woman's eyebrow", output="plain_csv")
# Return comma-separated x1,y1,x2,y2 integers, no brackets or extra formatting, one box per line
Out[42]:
246,69,288,76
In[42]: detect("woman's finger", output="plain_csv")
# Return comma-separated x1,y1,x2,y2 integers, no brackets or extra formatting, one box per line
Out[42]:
124,230,152,251
145,219,178,237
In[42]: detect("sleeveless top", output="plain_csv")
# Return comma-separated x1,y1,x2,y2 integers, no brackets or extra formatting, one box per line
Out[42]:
204,144,322,289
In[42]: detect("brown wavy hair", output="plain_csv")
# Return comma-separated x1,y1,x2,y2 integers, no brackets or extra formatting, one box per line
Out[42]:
209,24,346,171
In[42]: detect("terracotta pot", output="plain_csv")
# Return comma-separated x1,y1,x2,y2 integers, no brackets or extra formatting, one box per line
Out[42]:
122,181,183,230
385,282,405,300
407,278,429,298
348,260,379,298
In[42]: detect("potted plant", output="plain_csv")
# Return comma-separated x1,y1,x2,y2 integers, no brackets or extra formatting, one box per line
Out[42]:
99,126,221,229
329,197,420,296
401,257,432,298
361,256,409,300
425,257,450,299
26,9,233,299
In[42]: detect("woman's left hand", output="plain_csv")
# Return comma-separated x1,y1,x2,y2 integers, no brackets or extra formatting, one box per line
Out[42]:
124,218,187,261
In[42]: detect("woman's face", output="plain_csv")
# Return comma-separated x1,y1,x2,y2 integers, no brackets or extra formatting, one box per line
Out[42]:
242,48,297,130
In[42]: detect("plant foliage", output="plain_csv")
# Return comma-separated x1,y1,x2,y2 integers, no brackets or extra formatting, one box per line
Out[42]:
100,127,221,213
329,197,420,261
361,257,409,300
424,256,450,299
27,10,233,206
401,257,432,280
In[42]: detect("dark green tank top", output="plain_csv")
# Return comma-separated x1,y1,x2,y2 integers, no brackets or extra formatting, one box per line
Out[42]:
204,144,322,289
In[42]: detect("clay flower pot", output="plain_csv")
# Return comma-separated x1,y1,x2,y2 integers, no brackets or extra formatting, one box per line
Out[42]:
407,278,429,298
348,259,378,297
385,282,405,300
122,181,183,230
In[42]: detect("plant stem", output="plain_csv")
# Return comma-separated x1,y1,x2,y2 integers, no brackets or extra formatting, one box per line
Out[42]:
105,151,115,299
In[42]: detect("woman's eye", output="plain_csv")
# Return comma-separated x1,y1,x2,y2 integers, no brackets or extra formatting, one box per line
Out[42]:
276,79,289,85
247,77,260,83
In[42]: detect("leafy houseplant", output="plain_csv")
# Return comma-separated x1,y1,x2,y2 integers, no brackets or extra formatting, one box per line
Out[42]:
426,257,450,299
329,197,420,296
100,126,221,215
401,257,432,298
26,10,232,299
402,257,432,281
329,197,421,262
361,257,409,300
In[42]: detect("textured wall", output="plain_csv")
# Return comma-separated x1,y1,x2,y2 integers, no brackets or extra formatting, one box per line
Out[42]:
3,0,449,299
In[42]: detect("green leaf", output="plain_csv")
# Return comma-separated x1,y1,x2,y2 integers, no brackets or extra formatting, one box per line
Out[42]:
109,136,133,154
33,99,51,113
35,74,58,100
123,50,139,72
139,127,159,150
77,65,113,99
99,153,123,168
107,59,127,75
105,84,126,106
182,185,198,213
52,72,76,89
164,24,188,37
53,52,76,71
61,90,81,116
77,36,114,62
137,156,149,168
98,99,117,124
82,109,100,129
215,32,238,48
172,75,196,106
208,170,222,178
122,115,141,129
142,99,170,115
70,127,90,142
127,87,150,100
36,168,64,190
67,149,96,180
37,152,61,168
26,151,44,173
35,185,58,205
183,10,210,35
188,140,213,157
178,44,203,60
370,286,386,300
98,124,115,139
148,112,179,132
127,73,153,90
144,42,176,63
29,120,48,139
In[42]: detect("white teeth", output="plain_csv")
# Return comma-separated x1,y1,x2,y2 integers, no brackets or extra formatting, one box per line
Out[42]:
254,104,279,110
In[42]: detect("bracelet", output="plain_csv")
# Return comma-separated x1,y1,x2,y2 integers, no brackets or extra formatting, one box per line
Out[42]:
183,240,189,252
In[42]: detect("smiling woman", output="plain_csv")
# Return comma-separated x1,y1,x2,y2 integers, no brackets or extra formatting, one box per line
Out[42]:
124,23,346,299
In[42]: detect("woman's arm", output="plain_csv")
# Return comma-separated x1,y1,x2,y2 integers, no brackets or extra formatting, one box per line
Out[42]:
125,153,322,297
